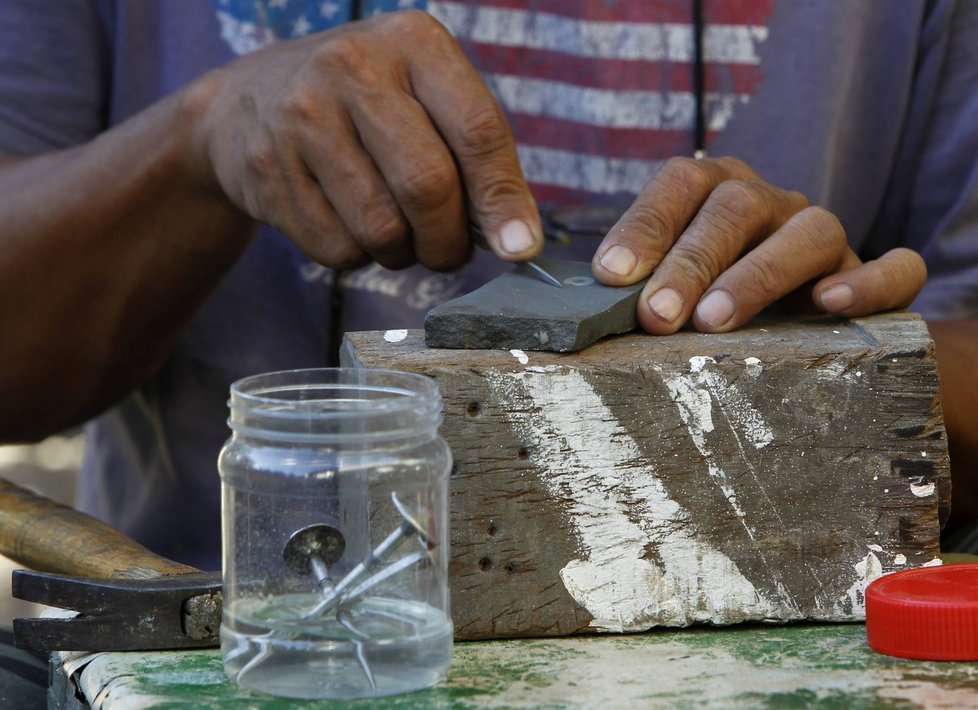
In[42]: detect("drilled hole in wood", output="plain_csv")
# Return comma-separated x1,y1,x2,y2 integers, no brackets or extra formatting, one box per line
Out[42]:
505,561,518,573
517,447,530,460
487,522,498,537
450,463,459,477
466,402,481,417
479,557,493,571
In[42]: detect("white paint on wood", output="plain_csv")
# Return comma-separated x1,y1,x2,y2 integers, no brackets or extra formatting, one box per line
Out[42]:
815,359,858,383
690,355,715,373
383,329,408,343
659,368,744,520
486,367,777,631
509,349,530,365
676,358,774,450
657,359,776,529
911,482,935,498
838,551,882,617
894,554,907,565
656,359,838,614
744,356,763,377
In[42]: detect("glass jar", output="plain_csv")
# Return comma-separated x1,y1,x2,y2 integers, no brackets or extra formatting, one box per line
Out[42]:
218,368,453,700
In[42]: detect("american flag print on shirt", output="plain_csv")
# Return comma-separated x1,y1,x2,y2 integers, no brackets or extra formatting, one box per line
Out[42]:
214,0,774,207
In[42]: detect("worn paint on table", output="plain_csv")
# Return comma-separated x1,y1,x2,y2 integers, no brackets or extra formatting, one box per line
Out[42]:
58,624,978,709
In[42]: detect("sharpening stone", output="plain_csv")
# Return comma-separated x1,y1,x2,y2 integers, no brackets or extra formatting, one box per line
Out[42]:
424,259,648,352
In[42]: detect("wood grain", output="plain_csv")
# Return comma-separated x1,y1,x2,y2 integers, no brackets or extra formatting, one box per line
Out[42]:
0,478,199,579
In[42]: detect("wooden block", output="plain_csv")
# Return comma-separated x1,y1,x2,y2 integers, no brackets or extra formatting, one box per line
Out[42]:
341,313,949,639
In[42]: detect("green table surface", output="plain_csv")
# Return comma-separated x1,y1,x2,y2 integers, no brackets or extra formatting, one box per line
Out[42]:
53,623,978,709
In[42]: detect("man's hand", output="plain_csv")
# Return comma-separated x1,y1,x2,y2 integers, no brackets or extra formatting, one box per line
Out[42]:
591,156,927,333
191,10,542,271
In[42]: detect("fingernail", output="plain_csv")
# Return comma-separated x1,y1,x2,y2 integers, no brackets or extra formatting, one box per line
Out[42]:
696,290,735,328
499,219,535,255
647,288,684,324
819,283,855,312
598,245,638,277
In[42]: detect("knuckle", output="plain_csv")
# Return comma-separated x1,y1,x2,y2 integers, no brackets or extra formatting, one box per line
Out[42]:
473,173,532,215
279,88,320,124
666,241,724,288
660,156,713,195
393,159,457,212
804,205,845,235
455,103,513,160
796,206,847,255
353,205,408,251
312,229,370,269
693,181,769,249
373,10,460,68
381,8,446,39
737,255,788,298
710,180,768,223
783,189,810,211
242,138,278,182
712,155,756,178
623,203,676,241
314,35,378,89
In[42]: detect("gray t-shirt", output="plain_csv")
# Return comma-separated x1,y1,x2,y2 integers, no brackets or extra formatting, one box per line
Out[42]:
1,0,976,567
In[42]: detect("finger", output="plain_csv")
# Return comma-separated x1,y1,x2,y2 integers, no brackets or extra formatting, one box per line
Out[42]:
347,92,470,271
284,159,370,269
634,178,810,334
403,12,543,261
296,102,417,270
814,247,927,317
679,206,848,333
592,156,760,285
237,123,369,268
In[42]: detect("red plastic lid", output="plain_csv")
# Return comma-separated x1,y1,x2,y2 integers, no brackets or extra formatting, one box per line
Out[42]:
866,563,978,660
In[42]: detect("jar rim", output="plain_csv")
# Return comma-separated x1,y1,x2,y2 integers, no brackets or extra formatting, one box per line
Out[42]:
227,368,442,440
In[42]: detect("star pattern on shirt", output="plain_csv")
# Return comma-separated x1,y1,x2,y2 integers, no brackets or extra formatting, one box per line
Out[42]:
320,1,341,19
292,13,312,36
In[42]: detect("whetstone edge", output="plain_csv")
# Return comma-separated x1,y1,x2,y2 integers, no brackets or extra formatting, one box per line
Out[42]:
423,258,648,352
342,312,950,640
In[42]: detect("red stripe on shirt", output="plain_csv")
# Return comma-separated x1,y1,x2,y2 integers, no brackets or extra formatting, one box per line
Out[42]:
509,113,708,161
453,0,775,26
466,42,765,94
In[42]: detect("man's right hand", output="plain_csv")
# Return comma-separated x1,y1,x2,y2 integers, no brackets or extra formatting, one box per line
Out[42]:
189,9,542,271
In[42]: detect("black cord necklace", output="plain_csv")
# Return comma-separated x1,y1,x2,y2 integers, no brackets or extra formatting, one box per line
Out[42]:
692,0,708,158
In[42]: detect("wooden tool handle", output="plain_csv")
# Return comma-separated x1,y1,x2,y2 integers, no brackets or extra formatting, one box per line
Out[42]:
0,478,199,579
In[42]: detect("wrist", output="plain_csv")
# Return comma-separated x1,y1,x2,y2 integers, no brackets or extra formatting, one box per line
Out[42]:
175,67,237,202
